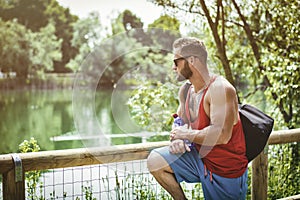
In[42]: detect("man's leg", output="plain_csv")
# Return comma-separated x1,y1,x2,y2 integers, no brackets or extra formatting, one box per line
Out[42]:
200,168,248,200
147,151,187,200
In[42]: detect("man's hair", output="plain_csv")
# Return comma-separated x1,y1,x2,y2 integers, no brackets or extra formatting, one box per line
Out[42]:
173,37,207,65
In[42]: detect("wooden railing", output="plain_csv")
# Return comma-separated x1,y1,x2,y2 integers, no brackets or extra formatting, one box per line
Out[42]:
1,128,300,200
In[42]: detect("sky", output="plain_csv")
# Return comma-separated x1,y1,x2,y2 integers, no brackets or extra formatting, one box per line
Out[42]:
56,0,164,27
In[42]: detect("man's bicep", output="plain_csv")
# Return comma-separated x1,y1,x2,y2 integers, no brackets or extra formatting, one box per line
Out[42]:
177,84,188,121
209,84,236,142
209,91,227,126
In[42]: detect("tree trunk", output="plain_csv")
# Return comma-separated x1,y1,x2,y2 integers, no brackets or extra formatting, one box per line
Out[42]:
199,0,236,87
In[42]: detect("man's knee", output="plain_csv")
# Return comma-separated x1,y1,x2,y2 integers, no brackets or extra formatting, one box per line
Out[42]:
147,150,171,173
147,151,160,172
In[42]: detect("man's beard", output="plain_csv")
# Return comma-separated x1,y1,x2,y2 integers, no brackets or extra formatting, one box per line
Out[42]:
176,60,193,81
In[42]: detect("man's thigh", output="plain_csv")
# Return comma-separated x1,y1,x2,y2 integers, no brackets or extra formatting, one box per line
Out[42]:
147,149,173,173
201,169,248,200
152,146,203,183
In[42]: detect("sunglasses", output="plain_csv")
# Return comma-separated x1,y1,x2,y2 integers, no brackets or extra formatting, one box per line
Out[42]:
173,57,186,67
173,56,193,66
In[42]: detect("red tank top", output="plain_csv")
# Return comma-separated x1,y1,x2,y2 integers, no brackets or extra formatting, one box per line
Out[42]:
185,77,248,178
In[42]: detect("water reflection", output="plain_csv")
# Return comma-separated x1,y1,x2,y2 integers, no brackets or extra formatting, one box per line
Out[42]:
0,89,139,154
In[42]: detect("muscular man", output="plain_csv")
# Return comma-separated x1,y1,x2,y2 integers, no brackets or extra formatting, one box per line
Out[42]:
147,37,248,200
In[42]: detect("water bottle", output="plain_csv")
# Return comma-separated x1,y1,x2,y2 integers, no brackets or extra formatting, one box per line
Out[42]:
172,113,184,127
172,114,193,148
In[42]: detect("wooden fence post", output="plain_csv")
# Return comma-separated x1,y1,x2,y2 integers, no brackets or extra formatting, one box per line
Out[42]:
251,147,268,200
2,154,25,200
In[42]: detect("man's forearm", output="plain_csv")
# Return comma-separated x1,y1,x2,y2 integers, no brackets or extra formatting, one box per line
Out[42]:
186,125,231,146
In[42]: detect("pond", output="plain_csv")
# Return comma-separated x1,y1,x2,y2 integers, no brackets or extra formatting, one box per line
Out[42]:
0,89,144,154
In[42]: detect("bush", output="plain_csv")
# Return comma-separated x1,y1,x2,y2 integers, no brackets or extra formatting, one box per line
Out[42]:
19,137,44,200
268,143,300,199
127,80,179,133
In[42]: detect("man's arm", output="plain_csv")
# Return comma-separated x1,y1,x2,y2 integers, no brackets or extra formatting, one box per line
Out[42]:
168,83,192,154
177,82,190,123
172,78,238,146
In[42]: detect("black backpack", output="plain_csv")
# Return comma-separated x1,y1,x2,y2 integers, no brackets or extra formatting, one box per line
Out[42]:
238,104,274,161
183,82,274,162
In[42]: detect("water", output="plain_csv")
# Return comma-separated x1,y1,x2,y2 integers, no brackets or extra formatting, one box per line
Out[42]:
0,89,142,154
0,89,154,199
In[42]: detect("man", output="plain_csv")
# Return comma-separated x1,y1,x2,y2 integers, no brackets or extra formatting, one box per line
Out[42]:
147,37,248,200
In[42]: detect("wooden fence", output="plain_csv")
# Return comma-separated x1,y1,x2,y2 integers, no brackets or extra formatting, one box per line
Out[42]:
1,128,300,200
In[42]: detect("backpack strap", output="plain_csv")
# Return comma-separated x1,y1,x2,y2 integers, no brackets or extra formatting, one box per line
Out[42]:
183,82,192,101
182,76,217,102
183,76,218,125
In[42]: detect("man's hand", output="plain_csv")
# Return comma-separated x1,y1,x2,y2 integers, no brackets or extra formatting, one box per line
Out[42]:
170,124,189,141
169,139,191,154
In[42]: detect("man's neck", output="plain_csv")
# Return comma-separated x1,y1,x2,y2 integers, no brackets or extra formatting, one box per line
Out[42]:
189,74,211,93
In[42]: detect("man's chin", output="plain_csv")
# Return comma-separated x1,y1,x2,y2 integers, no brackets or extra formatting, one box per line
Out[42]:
176,74,187,82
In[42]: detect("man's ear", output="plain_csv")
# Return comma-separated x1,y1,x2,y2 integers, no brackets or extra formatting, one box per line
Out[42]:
188,56,197,69
189,56,195,64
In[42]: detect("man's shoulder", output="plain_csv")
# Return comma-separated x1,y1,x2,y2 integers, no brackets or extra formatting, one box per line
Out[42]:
207,76,237,97
211,76,235,90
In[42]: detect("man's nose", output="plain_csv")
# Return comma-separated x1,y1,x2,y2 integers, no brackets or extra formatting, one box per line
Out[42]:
172,64,177,71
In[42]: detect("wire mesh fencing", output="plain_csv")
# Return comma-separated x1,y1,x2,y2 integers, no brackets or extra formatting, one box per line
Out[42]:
0,159,204,200
16,159,174,200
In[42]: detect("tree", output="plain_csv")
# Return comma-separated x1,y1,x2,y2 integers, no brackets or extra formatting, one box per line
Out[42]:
121,9,152,46
148,14,181,51
45,0,78,73
66,12,104,72
0,19,62,80
0,19,30,79
0,0,48,31
0,0,78,73
151,0,236,86
255,0,300,128
70,10,147,88
150,0,300,129
28,22,62,77
148,0,299,197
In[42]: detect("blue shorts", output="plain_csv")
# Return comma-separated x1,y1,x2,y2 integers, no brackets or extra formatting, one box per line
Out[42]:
153,146,248,200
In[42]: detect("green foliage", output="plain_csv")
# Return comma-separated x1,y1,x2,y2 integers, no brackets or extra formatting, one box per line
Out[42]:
0,0,79,73
68,10,151,88
0,18,31,78
127,80,179,133
45,0,79,73
258,0,300,128
67,12,103,72
19,137,44,200
19,137,41,153
82,184,96,200
122,9,143,30
0,0,49,31
140,0,300,198
68,10,181,88
182,182,204,200
151,0,300,130
149,14,180,31
49,190,66,200
148,15,181,50
268,143,300,199
86,34,144,88
247,167,252,200
119,15,183,134
112,171,172,200
0,19,62,79
28,22,62,77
